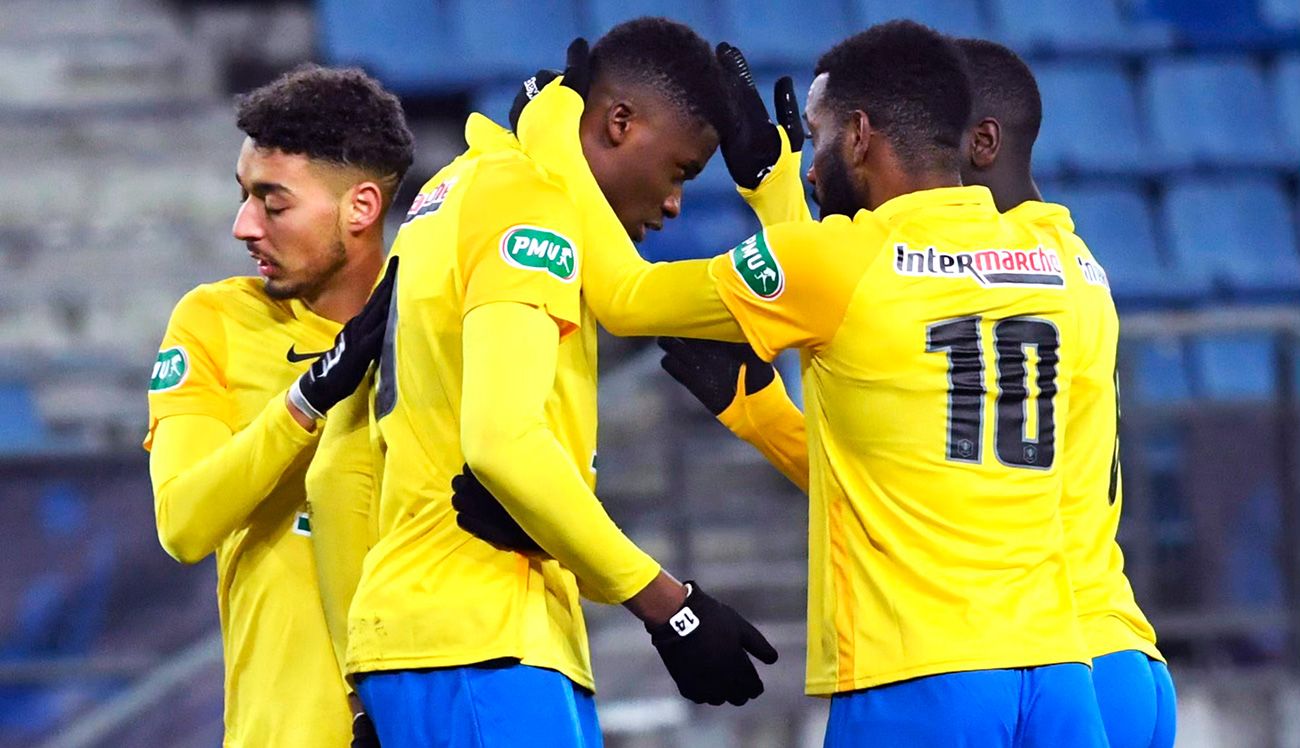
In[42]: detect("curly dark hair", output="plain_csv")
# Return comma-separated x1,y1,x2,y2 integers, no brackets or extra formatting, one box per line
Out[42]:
590,17,729,133
815,21,971,173
235,64,415,198
955,37,1042,159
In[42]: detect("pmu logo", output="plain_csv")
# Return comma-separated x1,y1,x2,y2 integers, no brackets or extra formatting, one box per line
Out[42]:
403,178,457,224
893,243,1066,287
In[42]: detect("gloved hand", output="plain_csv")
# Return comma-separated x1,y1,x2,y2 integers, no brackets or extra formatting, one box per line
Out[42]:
351,711,379,748
715,42,805,189
451,464,545,555
657,337,775,416
288,256,398,421
646,581,778,706
508,37,592,131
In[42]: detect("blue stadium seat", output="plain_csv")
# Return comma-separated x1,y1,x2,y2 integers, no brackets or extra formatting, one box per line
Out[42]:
1146,58,1296,171
1276,55,1300,153
1049,184,1204,304
987,0,1171,54
852,0,989,37
318,0,466,92
1163,177,1300,299
1189,334,1277,400
449,0,581,82
586,1,726,39
640,197,758,262
1121,337,1192,404
0,380,43,453
1034,64,1155,178
1261,0,1300,30
469,83,523,127
715,0,846,68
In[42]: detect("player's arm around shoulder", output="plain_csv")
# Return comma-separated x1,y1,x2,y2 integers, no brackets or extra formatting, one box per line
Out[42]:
147,285,321,564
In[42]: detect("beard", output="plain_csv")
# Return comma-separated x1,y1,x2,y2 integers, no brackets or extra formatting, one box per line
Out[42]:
263,232,347,302
813,147,864,220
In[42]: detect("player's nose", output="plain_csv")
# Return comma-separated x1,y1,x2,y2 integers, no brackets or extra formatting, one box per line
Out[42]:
661,192,681,220
232,198,264,242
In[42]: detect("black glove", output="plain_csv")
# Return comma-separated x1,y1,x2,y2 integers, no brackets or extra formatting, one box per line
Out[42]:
646,581,778,706
351,712,379,748
715,44,805,189
288,256,398,421
508,37,592,131
451,464,544,554
657,337,775,416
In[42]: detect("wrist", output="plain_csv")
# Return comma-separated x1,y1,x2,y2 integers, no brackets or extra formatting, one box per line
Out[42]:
284,387,320,433
624,571,687,626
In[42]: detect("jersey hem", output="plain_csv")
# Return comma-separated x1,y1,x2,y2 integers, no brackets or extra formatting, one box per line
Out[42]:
348,651,595,693
804,650,1092,696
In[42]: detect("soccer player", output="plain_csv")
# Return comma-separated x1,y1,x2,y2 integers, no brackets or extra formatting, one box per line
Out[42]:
344,20,776,748
145,66,412,746
958,37,1176,748
501,21,1112,745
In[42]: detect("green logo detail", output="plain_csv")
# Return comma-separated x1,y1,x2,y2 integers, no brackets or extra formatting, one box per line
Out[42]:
149,347,189,392
730,231,784,300
499,225,578,282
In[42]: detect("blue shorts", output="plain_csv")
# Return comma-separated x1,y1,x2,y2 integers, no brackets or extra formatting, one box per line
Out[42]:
1092,650,1177,748
356,663,602,748
824,663,1107,748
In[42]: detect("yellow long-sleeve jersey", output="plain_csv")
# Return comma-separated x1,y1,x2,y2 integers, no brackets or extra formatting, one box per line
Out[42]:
345,114,664,689
145,278,350,747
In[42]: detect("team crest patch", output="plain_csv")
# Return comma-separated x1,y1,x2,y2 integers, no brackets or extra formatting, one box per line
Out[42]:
499,225,578,282
893,244,1066,287
404,178,457,224
149,346,189,392
730,231,784,300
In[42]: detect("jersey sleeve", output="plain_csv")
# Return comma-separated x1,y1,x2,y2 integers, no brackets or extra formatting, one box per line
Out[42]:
717,371,810,493
737,126,814,227
707,220,864,361
458,160,584,338
144,287,236,449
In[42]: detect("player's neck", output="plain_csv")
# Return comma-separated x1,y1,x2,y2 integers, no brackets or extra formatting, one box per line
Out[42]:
869,170,961,210
302,238,386,324
985,167,1042,213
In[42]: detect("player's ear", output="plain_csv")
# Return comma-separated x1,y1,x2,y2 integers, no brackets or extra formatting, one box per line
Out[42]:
849,110,871,166
604,101,634,146
969,118,1000,169
344,181,385,234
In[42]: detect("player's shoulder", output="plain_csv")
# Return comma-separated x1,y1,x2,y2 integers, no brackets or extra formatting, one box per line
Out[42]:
463,148,574,213
167,276,281,328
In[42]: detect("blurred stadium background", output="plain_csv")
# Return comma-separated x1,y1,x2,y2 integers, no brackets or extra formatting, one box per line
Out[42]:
0,0,1298,745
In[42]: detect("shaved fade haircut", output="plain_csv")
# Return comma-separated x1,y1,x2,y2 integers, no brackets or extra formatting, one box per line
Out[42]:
236,64,415,201
815,20,972,173
956,38,1043,159
590,17,729,133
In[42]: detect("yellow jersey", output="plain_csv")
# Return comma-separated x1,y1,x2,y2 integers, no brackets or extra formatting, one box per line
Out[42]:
709,188,1090,695
145,278,350,746
1009,201,1162,663
346,115,654,689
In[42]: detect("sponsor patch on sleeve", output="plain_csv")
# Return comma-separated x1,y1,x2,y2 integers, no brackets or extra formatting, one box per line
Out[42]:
403,178,457,224
893,243,1066,287
1076,255,1111,288
149,346,189,393
730,231,785,300
499,225,579,282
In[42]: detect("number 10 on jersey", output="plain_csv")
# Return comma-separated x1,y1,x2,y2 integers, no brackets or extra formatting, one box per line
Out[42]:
926,316,1060,470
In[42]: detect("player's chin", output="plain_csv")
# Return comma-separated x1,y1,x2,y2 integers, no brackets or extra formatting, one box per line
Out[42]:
262,276,301,300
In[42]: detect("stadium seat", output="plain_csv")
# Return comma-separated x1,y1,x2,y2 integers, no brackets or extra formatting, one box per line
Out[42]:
1121,336,1192,403
852,0,988,38
449,0,581,82
586,0,725,39
1033,63,1156,178
1189,334,1278,400
0,380,44,453
1261,0,1300,30
987,0,1171,54
1049,184,1204,304
468,83,522,127
1146,58,1296,171
1276,55,1300,152
318,0,467,92
1162,177,1300,299
715,0,845,68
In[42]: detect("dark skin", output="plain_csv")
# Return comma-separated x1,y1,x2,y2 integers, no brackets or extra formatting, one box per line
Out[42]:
960,116,1042,213
579,76,718,243
803,73,960,216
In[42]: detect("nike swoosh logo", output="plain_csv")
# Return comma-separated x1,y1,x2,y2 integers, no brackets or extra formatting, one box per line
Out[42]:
286,344,331,363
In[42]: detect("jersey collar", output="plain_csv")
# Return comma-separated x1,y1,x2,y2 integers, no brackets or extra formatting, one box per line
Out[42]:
1005,200,1075,232
464,113,521,156
871,185,997,225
